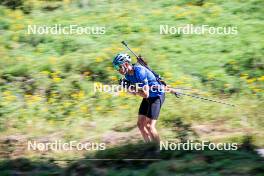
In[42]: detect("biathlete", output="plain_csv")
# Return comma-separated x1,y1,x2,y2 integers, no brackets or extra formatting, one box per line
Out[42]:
112,53,165,143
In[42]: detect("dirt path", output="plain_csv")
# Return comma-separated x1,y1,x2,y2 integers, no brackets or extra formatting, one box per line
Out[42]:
0,127,141,159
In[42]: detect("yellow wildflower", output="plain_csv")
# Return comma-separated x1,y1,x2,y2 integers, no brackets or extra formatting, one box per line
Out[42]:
249,85,256,90
133,48,140,53
71,93,78,99
119,91,127,97
176,11,192,18
141,27,150,33
253,88,261,93
246,78,256,84
121,105,129,109
4,94,16,101
50,93,58,98
94,82,103,90
9,10,23,19
257,76,264,82
63,102,72,108
12,24,24,30
164,72,173,79
182,76,189,80
70,112,76,116
48,98,56,104
51,71,60,78
53,77,61,83
171,80,184,87
3,91,11,96
25,94,31,99
55,70,61,74
95,106,102,111
116,47,123,51
171,6,181,11
110,76,118,82
240,73,248,79
40,71,50,75
95,57,103,63
31,95,42,102
106,67,113,72
80,105,88,113
78,91,85,99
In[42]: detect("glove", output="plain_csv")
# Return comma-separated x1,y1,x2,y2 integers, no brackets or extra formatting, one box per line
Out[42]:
174,92,181,98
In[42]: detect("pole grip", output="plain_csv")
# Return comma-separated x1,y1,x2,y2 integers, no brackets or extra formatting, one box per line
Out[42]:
121,41,127,47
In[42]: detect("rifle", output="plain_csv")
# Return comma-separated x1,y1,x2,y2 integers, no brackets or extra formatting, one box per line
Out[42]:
121,41,235,107
121,41,166,86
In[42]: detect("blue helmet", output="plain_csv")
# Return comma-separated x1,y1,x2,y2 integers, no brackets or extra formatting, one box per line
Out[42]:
112,53,131,70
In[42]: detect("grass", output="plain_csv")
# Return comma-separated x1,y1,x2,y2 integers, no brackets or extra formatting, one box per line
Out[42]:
0,140,263,176
0,0,263,175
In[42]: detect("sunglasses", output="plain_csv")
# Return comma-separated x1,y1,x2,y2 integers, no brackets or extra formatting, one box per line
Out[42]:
114,64,122,71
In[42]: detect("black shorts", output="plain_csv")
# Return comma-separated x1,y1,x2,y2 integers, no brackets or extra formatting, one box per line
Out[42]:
138,93,165,120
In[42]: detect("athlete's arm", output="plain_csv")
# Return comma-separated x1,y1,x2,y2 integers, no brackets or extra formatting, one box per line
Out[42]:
134,67,149,98
137,85,149,98
130,85,149,98
118,80,148,97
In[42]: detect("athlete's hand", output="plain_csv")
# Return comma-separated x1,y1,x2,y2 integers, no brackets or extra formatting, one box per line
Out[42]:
119,78,131,88
164,85,181,98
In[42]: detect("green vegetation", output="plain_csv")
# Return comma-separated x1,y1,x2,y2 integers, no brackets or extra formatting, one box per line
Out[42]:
1,139,263,176
0,0,263,175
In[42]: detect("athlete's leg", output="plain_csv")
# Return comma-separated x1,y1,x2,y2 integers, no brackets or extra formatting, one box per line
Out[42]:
138,98,151,142
145,118,160,143
144,94,165,142
137,115,151,142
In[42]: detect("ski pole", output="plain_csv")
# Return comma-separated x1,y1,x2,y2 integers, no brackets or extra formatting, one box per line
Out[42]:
167,87,236,107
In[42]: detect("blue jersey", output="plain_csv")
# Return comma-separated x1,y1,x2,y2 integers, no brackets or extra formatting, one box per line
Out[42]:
125,65,164,97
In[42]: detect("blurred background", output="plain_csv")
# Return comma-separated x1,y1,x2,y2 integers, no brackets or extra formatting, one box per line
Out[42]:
0,0,263,175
